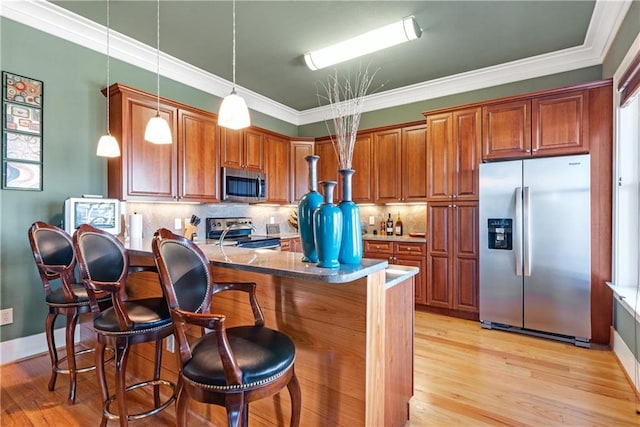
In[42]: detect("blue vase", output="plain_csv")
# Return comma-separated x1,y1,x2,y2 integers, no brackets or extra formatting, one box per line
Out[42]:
298,155,323,263
338,169,363,265
313,181,342,269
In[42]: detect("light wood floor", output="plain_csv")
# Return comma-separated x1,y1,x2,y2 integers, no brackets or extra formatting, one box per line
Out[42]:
2,311,639,426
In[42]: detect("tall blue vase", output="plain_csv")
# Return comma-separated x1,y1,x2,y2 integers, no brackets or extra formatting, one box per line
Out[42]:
298,155,323,263
313,181,342,269
338,169,363,265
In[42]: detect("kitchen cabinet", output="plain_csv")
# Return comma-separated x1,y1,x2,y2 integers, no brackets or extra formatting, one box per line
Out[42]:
426,108,481,202
264,134,290,203
364,240,427,305
374,125,427,203
106,83,220,202
483,89,589,160
315,134,373,203
178,109,219,202
290,140,314,202
426,202,478,313
220,127,264,172
280,236,301,252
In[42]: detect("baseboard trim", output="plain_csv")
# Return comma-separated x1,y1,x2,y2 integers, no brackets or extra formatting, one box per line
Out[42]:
0,327,79,365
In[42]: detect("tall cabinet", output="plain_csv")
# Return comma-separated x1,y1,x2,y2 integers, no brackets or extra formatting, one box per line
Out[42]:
424,108,480,315
105,83,218,202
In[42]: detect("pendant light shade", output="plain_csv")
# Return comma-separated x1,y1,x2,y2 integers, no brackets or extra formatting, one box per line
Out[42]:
218,90,251,130
145,115,173,144
97,0,120,158
145,0,172,144
218,0,250,130
97,134,120,157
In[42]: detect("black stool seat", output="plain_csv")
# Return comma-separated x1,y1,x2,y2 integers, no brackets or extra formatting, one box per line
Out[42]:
185,325,295,389
45,283,110,306
93,298,171,333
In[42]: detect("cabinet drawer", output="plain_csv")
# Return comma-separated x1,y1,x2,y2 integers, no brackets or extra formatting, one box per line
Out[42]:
394,242,425,256
364,240,393,254
280,239,292,251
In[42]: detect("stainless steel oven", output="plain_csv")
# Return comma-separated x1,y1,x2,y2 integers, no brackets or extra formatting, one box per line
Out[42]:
206,217,281,249
221,167,267,203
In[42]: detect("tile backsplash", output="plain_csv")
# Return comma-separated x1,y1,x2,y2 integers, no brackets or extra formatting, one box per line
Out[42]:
123,201,427,240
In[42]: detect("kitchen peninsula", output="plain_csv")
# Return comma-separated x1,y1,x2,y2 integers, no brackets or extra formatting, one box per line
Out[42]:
126,240,418,427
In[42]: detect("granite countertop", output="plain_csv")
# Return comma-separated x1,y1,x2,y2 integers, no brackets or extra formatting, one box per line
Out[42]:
125,238,418,285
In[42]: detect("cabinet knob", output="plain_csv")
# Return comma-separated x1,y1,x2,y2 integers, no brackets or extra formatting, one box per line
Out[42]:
407,247,412,251
532,148,539,152
526,149,531,153
453,195,457,199
448,204,453,208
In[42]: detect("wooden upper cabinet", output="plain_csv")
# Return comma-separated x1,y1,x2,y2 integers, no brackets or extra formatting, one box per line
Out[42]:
351,133,373,203
426,108,480,201
482,100,531,160
315,139,340,202
264,134,290,203
453,108,481,200
483,88,589,160
532,90,589,156
220,127,264,172
374,128,402,203
178,110,218,202
402,125,427,201
107,85,178,201
290,141,315,202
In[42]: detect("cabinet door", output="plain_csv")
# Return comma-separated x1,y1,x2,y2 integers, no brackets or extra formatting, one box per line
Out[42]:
402,125,427,201
244,129,264,172
315,139,340,201
178,110,218,202
127,97,177,199
352,133,373,203
290,141,315,202
483,100,531,160
396,256,426,305
374,129,402,203
453,108,481,200
291,237,302,253
220,127,243,169
426,203,453,308
426,113,453,201
264,134,290,203
452,202,479,312
364,240,394,262
532,90,589,156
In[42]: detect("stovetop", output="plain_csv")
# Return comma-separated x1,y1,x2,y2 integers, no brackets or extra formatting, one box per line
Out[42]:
206,217,280,248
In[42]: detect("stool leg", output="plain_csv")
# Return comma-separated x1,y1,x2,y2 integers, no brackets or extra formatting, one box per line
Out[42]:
65,310,79,404
287,369,301,427
115,338,131,427
153,338,163,407
225,393,244,427
176,381,188,427
95,338,109,406
45,311,58,392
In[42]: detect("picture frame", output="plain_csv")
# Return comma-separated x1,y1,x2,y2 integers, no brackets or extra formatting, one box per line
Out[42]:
3,72,42,107
3,160,42,190
2,70,43,191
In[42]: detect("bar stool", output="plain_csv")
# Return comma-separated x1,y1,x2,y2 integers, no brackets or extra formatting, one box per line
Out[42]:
73,224,175,426
152,228,301,427
28,221,112,404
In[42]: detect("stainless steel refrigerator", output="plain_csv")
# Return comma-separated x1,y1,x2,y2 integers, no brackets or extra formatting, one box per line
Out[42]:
479,154,591,346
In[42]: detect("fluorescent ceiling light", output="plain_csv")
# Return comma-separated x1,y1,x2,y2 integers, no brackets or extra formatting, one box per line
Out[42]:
304,16,421,71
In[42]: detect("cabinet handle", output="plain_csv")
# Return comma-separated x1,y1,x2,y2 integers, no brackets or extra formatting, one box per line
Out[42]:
526,149,531,153
448,204,453,208
407,247,412,251
452,195,457,199
532,148,539,152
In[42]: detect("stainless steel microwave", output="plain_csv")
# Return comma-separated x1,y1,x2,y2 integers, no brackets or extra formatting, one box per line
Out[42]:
221,167,267,203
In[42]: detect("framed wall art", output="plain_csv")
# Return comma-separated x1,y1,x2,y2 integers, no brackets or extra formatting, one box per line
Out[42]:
2,71,43,190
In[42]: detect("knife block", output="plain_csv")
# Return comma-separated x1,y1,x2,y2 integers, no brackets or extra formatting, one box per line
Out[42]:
183,224,198,240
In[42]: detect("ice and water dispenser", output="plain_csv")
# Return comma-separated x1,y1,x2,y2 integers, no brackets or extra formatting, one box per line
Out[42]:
487,218,512,250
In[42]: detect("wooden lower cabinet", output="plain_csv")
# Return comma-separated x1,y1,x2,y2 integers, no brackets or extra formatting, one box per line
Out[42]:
364,240,427,305
426,202,479,314
280,236,301,252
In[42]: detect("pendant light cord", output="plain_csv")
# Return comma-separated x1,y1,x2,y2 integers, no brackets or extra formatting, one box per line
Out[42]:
155,0,160,114
232,0,236,90
105,0,111,134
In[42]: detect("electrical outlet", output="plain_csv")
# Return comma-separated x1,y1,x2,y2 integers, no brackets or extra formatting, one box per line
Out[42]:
166,335,175,353
0,308,13,326
174,218,182,230
369,216,375,225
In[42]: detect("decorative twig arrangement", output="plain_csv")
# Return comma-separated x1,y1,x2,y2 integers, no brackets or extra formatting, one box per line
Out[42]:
317,66,379,170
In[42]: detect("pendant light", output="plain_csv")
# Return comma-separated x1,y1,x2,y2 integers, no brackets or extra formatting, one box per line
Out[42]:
218,0,250,130
96,0,120,157
144,0,172,144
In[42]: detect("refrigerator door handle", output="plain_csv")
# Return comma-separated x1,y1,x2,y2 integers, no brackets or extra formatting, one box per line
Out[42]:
523,186,531,276
515,187,523,276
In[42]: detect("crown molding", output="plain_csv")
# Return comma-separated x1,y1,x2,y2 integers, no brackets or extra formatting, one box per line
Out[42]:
1,0,632,127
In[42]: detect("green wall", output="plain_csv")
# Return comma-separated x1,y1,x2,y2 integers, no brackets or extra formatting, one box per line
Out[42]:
603,0,640,78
